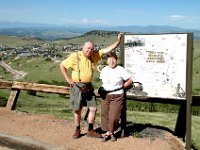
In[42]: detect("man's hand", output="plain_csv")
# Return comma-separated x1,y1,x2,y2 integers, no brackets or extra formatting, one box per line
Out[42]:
117,33,123,43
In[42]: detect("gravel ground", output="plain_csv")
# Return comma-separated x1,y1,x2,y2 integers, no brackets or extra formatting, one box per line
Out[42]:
0,108,185,150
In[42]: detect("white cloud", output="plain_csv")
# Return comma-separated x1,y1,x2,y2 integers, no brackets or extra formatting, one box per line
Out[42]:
94,19,107,24
81,18,89,24
80,18,107,25
166,15,200,29
169,15,188,21
61,18,67,21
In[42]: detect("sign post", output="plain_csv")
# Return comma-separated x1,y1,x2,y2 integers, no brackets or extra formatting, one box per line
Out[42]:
186,33,193,150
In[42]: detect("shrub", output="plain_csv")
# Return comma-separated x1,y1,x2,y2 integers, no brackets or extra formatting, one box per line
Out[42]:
27,90,37,96
0,96,7,107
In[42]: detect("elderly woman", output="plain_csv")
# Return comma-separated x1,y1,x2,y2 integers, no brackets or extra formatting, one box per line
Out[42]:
99,52,133,142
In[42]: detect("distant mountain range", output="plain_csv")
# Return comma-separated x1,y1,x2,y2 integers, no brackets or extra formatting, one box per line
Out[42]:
0,21,200,40
0,27,82,40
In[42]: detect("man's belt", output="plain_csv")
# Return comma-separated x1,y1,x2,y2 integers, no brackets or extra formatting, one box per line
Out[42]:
75,82,92,89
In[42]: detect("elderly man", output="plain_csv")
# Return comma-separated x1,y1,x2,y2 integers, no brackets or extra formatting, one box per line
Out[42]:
60,33,122,139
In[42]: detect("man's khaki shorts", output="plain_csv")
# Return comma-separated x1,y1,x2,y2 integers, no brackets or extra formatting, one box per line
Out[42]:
69,82,96,111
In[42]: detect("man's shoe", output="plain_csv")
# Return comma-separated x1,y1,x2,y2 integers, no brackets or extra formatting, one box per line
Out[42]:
73,129,81,139
86,130,102,138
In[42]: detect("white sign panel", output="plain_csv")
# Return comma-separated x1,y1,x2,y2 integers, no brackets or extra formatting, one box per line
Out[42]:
124,34,188,99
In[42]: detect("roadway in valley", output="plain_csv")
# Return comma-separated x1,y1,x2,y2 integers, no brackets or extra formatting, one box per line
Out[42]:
0,61,27,80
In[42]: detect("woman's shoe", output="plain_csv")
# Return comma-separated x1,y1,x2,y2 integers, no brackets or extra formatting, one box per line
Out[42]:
101,134,110,142
110,134,117,141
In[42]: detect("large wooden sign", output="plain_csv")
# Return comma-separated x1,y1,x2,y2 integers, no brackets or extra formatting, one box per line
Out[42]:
123,33,192,99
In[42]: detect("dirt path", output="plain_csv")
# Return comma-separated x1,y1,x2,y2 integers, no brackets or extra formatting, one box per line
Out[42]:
0,108,185,150
0,61,27,80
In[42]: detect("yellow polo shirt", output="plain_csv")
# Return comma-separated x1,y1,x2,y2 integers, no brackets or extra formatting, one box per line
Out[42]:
61,50,104,83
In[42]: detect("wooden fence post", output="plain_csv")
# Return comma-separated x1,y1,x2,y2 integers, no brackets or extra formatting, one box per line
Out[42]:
6,89,20,110
174,101,186,140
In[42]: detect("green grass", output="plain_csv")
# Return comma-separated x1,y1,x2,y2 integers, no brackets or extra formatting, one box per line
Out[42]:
192,115,200,149
54,31,119,46
127,111,178,133
5,57,64,83
0,66,13,80
127,110,200,150
15,90,73,120
0,34,44,48
193,40,200,95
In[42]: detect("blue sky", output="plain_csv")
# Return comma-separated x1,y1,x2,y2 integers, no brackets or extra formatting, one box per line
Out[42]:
0,0,200,29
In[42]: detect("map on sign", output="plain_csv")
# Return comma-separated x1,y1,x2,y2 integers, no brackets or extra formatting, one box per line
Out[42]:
124,34,188,99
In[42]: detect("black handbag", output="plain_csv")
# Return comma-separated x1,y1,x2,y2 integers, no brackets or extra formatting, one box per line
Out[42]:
81,84,94,100
98,87,108,100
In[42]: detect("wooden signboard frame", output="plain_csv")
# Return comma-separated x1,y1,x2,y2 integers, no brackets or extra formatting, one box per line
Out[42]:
120,33,193,150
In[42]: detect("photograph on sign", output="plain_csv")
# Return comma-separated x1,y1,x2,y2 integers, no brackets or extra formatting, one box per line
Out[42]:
124,34,188,99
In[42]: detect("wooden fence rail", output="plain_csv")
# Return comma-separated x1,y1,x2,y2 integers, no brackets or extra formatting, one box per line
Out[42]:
0,80,70,110
1,80,200,109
